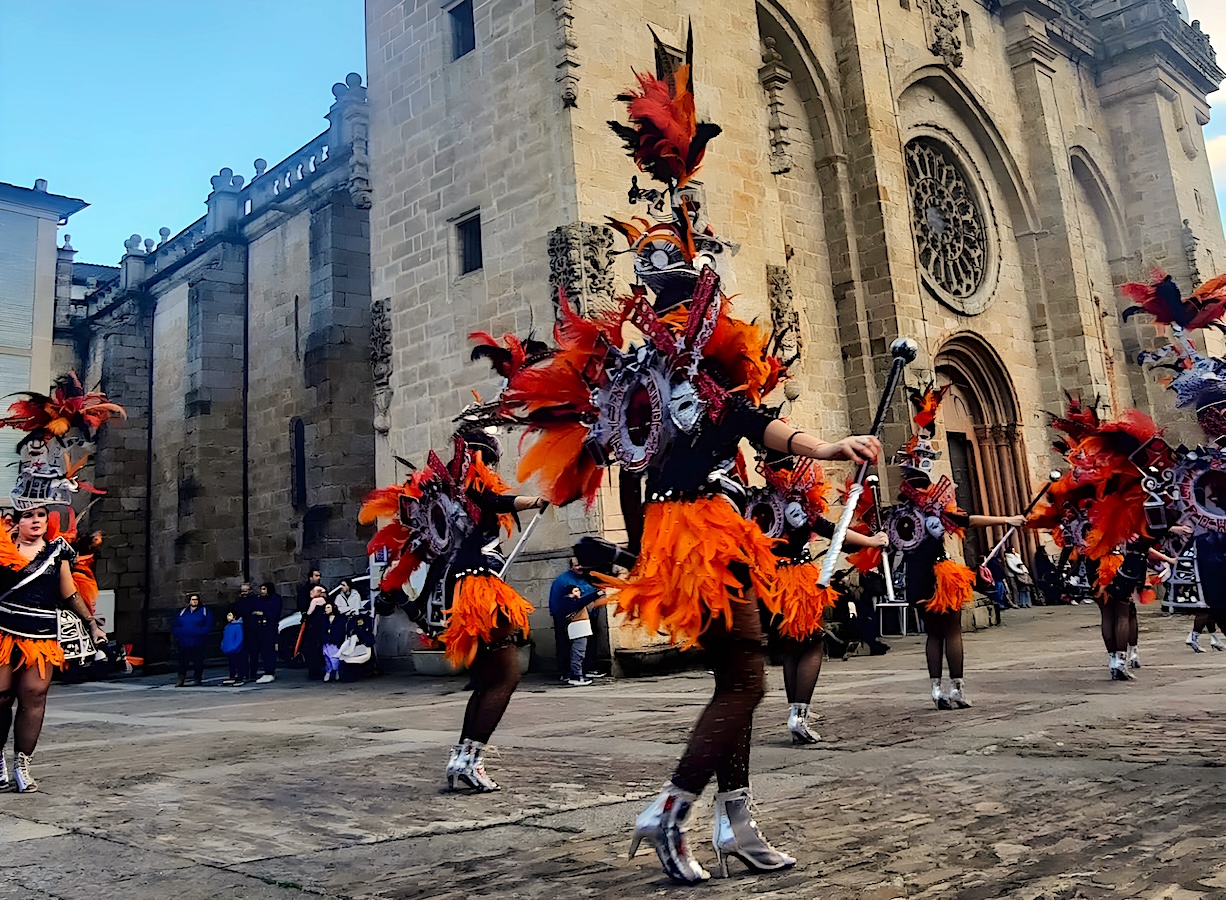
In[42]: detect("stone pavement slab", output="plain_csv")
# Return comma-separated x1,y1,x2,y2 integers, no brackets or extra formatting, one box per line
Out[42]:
3,606,1226,898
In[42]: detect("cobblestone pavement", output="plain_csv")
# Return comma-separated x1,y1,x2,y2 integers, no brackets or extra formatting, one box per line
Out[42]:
3,605,1226,899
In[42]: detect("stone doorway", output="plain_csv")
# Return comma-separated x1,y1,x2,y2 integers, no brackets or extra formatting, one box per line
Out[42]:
935,335,1033,567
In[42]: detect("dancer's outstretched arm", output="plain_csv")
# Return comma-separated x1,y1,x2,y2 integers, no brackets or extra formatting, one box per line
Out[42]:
761,420,881,465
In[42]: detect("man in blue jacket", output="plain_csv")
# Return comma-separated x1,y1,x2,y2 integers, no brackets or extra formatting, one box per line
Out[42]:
172,594,213,686
549,558,600,683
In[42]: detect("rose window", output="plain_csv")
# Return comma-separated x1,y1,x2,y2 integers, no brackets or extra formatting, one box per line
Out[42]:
905,138,989,303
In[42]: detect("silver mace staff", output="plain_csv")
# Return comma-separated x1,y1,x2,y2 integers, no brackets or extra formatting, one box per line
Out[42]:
498,503,551,579
980,470,1061,568
865,474,895,604
820,337,919,587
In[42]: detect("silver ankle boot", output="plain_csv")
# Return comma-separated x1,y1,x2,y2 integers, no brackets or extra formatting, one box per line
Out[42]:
653,783,710,884
457,740,500,792
445,744,466,790
712,787,796,876
787,703,818,745
14,752,37,793
629,785,670,858
949,678,972,709
932,678,950,710
0,752,7,790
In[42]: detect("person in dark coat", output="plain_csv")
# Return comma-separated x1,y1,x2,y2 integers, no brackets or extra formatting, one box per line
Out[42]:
172,594,213,687
310,601,347,682
240,582,281,684
548,558,600,682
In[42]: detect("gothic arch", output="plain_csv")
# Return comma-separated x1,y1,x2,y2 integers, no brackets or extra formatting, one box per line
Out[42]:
935,333,1033,563
1069,147,1127,261
897,65,1040,236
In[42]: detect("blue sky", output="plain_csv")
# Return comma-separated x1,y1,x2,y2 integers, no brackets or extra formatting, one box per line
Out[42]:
0,2,1223,264
0,0,365,264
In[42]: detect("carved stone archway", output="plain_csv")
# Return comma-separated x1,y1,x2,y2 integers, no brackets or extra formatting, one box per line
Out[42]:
935,334,1033,565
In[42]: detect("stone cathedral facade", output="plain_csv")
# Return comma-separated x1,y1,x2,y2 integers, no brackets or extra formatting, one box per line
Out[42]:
55,77,376,660
365,0,1226,662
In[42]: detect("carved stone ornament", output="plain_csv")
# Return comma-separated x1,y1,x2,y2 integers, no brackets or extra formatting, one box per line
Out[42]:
926,0,965,68
1182,219,1202,288
766,264,802,368
553,0,581,107
548,222,617,315
905,137,989,311
371,298,393,434
758,38,794,176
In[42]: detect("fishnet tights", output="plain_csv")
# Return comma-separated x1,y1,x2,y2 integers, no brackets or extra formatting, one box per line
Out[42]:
920,608,964,680
781,636,824,706
672,594,766,795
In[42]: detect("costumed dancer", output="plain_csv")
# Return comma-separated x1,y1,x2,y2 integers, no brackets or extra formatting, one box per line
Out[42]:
746,451,887,744
856,385,1023,709
0,374,123,791
1127,270,1226,654
477,30,883,884
1030,396,1176,680
362,428,545,793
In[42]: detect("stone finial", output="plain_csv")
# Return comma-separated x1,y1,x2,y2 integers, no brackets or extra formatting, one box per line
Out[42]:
124,234,144,254
209,167,245,193
253,158,267,178
158,227,171,246
62,234,73,251
144,238,156,253
332,72,365,100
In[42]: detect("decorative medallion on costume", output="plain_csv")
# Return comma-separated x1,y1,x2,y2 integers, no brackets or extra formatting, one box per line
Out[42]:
0,374,125,673
361,430,534,668
471,33,786,649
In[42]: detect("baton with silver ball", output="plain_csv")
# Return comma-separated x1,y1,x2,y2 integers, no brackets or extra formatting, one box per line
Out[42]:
980,470,1061,567
866,474,896,604
819,338,920,587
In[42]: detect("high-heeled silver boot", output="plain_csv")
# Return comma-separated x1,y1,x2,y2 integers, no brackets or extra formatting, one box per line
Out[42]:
628,785,670,858
712,787,796,876
456,740,500,792
652,783,710,884
14,752,37,793
932,678,951,709
0,752,8,790
445,744,465,790
949,678,972,709
787,703,818,744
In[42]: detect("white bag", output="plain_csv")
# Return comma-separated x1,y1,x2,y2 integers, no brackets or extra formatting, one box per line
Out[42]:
567,618,593,640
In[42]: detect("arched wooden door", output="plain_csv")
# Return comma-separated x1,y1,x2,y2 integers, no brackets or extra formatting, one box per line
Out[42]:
935,335,1033,566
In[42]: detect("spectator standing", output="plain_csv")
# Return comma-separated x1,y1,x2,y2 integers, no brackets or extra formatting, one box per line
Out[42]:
548,558,599,683
296,569,322,614
299,585,328,679
220,611,246,685
561,585,594,686
233,582,254,618
1005,549,1033,608
334,579,364,616
241,582,281,684
172,594,213,687
311,601,347,682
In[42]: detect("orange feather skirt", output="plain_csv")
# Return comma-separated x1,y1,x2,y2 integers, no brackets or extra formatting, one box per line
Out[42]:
0,633,65,678
440,574,534,668
775,562,839,641
601,497,781,648
920,559,976,614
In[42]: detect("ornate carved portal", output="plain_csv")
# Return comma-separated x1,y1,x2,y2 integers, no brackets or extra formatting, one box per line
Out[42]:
547,222,617,315
905,137,990,311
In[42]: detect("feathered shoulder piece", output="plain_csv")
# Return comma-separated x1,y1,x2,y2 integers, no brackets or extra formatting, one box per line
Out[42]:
1031,398,1162,559
0,372,126,440
761,454,830,522
607,26,722,188
1122,268,1226,332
